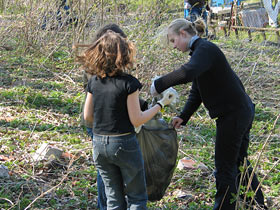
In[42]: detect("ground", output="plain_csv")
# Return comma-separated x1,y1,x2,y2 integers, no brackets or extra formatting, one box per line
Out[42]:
0,1,279,209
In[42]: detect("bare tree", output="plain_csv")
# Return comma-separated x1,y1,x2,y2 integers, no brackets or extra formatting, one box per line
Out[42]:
263,0,279,27
0,0,4,13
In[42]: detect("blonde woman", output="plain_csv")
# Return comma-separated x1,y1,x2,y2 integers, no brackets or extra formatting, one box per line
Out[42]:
151,18,267,210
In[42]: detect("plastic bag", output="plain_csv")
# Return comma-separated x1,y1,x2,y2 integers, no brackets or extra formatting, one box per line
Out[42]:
136,116,178,201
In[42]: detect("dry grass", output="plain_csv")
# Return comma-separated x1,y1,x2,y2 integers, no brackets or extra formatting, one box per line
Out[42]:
0,0,279,209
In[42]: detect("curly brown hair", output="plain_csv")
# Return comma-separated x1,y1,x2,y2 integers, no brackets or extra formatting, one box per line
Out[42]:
75,31,135,78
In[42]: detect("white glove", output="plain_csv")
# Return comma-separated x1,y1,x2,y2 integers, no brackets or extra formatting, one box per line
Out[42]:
157,90,176,108
150,76,160,97
134,125,142,133
162,88,178,105
150,80,159,97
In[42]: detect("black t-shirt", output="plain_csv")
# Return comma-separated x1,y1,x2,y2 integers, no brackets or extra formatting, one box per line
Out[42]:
87,73,142,135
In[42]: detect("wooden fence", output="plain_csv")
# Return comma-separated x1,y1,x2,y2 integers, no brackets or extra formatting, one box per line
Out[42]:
209,1,280,43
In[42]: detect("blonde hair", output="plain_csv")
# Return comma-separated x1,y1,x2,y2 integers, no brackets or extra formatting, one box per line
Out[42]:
75,31,135,78
193,18,206,37
168,18,206,37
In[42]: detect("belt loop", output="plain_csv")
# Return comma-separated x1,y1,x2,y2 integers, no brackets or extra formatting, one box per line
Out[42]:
102,135,106,145
106,136,109,145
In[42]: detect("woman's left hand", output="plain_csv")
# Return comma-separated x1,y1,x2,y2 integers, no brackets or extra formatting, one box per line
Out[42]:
172,117,184,129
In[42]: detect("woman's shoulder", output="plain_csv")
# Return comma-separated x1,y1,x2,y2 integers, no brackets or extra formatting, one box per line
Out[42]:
196,38,215,46
195,38,221,53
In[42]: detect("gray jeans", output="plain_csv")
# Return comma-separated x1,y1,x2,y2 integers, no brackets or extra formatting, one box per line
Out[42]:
92,133,147,210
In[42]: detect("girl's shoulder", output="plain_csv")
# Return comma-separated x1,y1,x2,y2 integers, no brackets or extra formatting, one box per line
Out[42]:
118,73,139,82
87,75,98,83
118,73,142,92
91,73,140,85
119,72,136,78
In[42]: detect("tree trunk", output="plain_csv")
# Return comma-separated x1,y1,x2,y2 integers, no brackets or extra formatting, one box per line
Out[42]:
101,0,104,25
263,0,279,27
0,0,4,13
114,0,118,24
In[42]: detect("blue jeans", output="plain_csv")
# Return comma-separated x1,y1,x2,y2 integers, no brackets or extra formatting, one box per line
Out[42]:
86,128,107,210
92,133,147,210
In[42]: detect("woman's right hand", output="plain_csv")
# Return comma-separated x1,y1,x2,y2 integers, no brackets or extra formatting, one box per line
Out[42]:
172,117,184,129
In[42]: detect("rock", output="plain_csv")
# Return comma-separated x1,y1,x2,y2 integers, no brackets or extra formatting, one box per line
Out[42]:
177,157,208,171
173,189,194,199
0,155,10,161
33,143,63,161
0,165,10,178
197,162,208,171
266,196,273,208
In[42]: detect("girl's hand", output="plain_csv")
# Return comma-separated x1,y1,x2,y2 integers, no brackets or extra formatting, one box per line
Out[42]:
157,91,176,107
172,117,184,129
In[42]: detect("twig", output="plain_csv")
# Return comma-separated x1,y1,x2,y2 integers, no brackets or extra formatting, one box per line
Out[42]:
24,158,75,210
29,120,39,139
0,197,14,206
235,159,247,210
244,43,265,85
243,114,279,207
8,184,25,210
251,158,280,208
234,46,252,73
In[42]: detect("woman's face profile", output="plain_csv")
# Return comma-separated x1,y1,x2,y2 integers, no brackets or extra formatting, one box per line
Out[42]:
168,29,191,53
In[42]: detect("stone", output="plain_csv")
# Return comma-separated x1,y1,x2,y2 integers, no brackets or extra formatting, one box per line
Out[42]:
177,157,208,171
0,165,10,178
173,189,194,199
33,143,63,161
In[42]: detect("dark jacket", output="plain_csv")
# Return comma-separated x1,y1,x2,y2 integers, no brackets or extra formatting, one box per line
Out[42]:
154,38,252,125
187,0,207,8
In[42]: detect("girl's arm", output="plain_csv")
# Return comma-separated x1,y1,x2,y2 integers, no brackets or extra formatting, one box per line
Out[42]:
127,90,161,127
84,92,94,124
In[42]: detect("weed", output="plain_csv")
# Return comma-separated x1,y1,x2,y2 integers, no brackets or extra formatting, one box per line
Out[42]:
0,1,279,209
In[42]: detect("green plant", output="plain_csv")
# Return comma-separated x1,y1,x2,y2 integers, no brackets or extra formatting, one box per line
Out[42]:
0,1,279,209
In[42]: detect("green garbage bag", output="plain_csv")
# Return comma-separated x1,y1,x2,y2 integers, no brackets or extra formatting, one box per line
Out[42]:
136,116,178,201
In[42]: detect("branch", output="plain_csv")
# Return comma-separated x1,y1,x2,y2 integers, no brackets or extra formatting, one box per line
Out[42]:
23,158,75,210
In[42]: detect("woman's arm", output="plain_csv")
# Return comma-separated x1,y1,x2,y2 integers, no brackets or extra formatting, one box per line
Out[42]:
154,43,215,94
127,90,161,127
84,92,94,124
179,81,202,125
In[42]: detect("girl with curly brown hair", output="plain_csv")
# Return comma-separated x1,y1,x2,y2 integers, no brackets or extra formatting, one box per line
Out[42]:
76,31,175,209
79,23,128,210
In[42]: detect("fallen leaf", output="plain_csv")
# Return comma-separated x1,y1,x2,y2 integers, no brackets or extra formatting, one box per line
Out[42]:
0,155,12,161
61,152,75,160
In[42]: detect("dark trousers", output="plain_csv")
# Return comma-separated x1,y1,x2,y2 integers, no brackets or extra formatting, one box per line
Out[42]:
213,105,266,210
